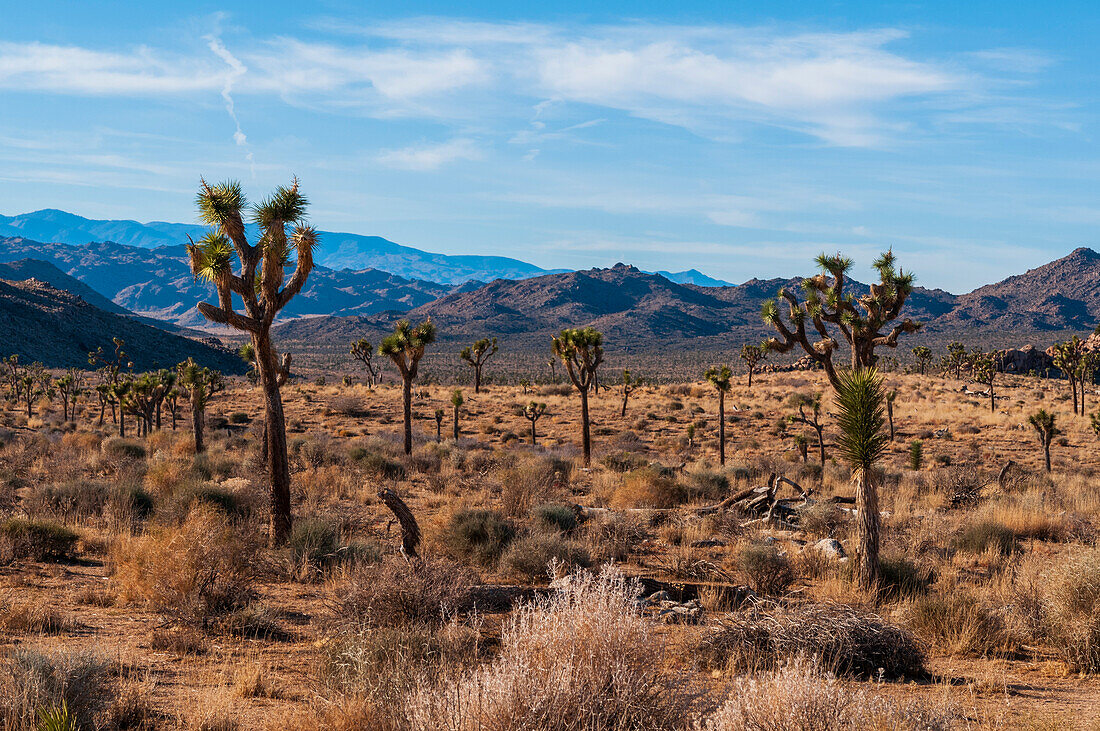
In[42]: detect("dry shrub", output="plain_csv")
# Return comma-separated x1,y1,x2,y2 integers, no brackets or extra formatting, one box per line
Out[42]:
736,542,796,596
332,557,479,630
0,596,74,635
0,518,79,563
498,455,570,516
1044,546,1100,672
611,468,685,509
902,591,1015,657
151,627,209,655
583,512,649,562
437,509,515,567
110,505,257,628
22,480,108,521
500,530,591,582
698,655,954,731
698,602,925,678
407,566,706,730
0,649,115,731
327,394,365,417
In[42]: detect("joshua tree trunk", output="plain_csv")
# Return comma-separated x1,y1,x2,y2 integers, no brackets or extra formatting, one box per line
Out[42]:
530,420,537,445
580,387,592,466
118,408,126,438
255,334,292,544
191,394,204,454
1070,373,1079,415
887,401,895,440
452,405,460,441
854,466,880,589
401,376,413,455
815,424,825,465
1043,437,1052,472
436,420,442,442
621,393,628,418
474,366,482,393
718,390,726,465
747,367,754,388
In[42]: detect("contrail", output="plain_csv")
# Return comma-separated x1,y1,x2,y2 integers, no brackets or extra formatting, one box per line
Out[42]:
205,34,254,178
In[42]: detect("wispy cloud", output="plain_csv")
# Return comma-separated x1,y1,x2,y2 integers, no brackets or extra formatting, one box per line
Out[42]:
204,30,254,177
378,138,483,170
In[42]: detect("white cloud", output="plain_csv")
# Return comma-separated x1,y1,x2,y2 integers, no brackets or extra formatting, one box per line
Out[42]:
377,138,483,171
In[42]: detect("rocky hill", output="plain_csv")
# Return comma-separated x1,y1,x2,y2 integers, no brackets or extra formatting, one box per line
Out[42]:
0,279,246,372
0,258,127,314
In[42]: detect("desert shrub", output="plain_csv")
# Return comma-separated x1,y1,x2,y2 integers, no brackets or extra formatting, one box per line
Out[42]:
684,469,729,501
0,649,114,731
499,457,569,516
532,503,578,534
584,513,649,562
737,542,795,596
798,501,846,538
332,557,479,630
288,518,340,577
164,484,246,521
952,520,1017,556
0,519,78,563
108,483,154,523
501,531,591,581
438,509,515,567
350,449,406,481
611,468,685,509
877,554,934,599
903,591,1013,657
700,655,953,731
0,598,74,635
407,566,705,729
228,411,251,424
101,437,146,463
697,602,926,678
110,505,258,628
1044,546,1100,672
603,451,649,473
23,480,108,521
408,446,443,474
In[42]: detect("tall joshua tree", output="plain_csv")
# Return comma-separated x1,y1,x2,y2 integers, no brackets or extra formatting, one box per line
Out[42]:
523,401,548,445
704,365,732,465
187,178,316,545
451,388,463,440
739,342,768,387
911,346,932,376
350,338,382,388
380,319,437,455
970,352,998,413
552,327,603,466
618,369,643,417
944,342,967,379
1029,409,1058,473
1052,337,1086,416
460,337,498,393
835,368,890,590
763,251,920,390
178,359,224,454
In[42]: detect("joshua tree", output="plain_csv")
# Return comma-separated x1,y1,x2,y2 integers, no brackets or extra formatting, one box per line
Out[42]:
943,341,968,380
55,369,83,423
379,319,437,455
835,368,890,590
110,379,132,437
1028,409,1058,472
178,359,224,454
970,352,998,413
519,378,531,395
16,363,49,419
350,338,382,388
762,251,920,391
885,389,897,440
546,359,557,382
2,355,23,400
618,370,643,417
552,327,603,466
739,342,768,387
1078,353,1098,416
434,408,445,442
239,342,292,462
165,387,182,430
89,338,131,425
460,337,498,394
1052,337,1086,415
794,434,809,462
522,401,548,445
451,388,463,440
187,179,316,545
1090,411,1100,439
911,346,932,375
704,364,733,465
788,393,826,465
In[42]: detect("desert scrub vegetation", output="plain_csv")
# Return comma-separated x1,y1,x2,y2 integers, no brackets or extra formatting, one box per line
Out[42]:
0,518,79,562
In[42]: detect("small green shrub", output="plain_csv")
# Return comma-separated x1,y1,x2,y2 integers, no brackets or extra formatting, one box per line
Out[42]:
351,450,406,481
908,440,923,470
531,503,578,534
877,555,934,599
501,531,591,581
228,412,251,424
0,519,79,562
289,518,340,573
439,509,515,567
738,542,796,596
101,438,146,463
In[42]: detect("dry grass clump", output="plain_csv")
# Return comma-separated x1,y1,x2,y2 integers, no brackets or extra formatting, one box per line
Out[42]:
1043,546,1100,672
332,557,479,630
407,566,706,730
0,518,79,563
736,542,796,596
698,602,926,678
583,512,650,562
0,649,116,731
611,468,685,509
498,454,571,516
698,655,954,731
0,596,75,635
22,479,108,522
902,591,1015,657
110,505,258,628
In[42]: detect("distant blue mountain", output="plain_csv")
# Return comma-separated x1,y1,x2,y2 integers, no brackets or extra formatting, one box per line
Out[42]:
655,268,735,287
0,209,562,285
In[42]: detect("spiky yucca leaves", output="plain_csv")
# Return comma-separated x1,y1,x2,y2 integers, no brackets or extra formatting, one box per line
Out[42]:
460,337,498,393
738,342,768,387
380,319,437,455
705,365,733,465
552,327,604,466
1029,409,1059,473
522,401,548,445
834,368,889,589
189,178,317,546
762,251,920,390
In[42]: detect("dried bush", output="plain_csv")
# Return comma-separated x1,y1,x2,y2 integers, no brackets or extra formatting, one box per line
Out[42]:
584,513,649,562
499,457,569,516
332,557,479,630
1044,546,1100,672
0,649,115,731
23,480,108,521
101,437,147,464
0,519,79,563
327,395,365,417
407,566,706,730
903,591,1014,657
737,542,796,596
501,530,591,581
698,602,926,678
698,655,953,731
952,520,1017,556
611,468,685,509
110,505,258,628
532,503,579,534
438,509,515,567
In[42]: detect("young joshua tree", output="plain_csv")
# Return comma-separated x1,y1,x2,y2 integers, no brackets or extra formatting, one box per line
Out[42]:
522,401,548,445
350,338,381,388
165,387,181,430
911,346,932,375
178,359,224,455
762,251,920,391
885,389,897,440
379,319,437,455
552,327,603,466
1052,337,1086,415
1079,353,1098,416
970,352,998,413
944,342,968,379
451,388,463,440
460,337,498,394
788,393,826,465
739,342,768,387
835,368,890,590
1029,409,1058,473
618,369,643,417
188,178,316,545
704,365,733,465
55,369,83,423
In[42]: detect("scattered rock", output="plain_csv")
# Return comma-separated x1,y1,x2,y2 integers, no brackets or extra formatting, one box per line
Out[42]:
809,538,846,559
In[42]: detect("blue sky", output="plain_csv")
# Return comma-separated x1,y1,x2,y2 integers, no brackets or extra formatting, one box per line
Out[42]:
1,1,1098,293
